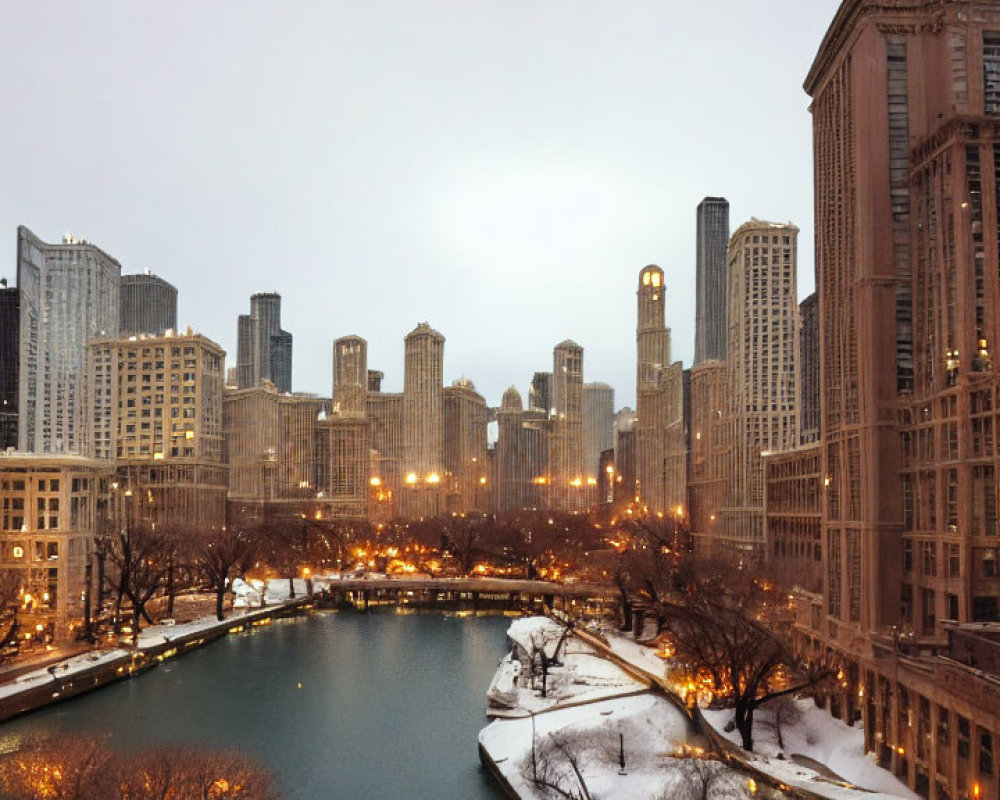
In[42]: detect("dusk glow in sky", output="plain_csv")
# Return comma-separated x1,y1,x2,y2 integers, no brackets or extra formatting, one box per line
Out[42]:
1,1,843,409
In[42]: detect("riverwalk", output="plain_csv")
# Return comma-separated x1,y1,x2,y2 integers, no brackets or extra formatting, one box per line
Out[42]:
0,594,311,723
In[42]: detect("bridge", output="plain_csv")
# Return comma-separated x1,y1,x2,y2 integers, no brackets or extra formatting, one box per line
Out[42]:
318,576,618,614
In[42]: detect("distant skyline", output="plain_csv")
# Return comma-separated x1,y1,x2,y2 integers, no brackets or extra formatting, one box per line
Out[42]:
0,1,842,409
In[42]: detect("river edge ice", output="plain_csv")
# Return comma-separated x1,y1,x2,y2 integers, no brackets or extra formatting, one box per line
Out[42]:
479,616,918,800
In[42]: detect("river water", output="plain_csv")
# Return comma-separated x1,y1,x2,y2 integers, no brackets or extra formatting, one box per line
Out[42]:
0,610,512,800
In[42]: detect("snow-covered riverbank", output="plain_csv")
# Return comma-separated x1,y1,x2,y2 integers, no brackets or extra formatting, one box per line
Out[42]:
479,616,917,800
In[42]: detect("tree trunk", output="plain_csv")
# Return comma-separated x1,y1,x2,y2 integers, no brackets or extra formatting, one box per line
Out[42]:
166,561,175,617
132,605,142,647
288,576,296,599
215,584,225,621
735,701,754,751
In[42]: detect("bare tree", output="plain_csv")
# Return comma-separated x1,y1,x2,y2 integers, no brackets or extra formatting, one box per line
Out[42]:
659,756,750,800
106,525,172,645
0,569,22,653
654,557,837,752
524,732,593,800
197,527,260,621
0,737,281,800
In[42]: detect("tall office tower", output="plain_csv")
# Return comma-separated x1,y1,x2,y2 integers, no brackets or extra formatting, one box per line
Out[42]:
442,379,488,512
326,336,369,517
695,197,730,364
688,360,727,545
120,272,177,336
715,219,799,554
496,386,526,512
547,340,585,510
17,227,121,454
529,372,552,415
367,389,403,517
798,293,820,445
803,5,1000,795
224,383,323,526
236,292,293,393
84,332,227,531
612,407,636,505
0,281,18,449
401,323,444,518
582,382,614,482
635,265,686,515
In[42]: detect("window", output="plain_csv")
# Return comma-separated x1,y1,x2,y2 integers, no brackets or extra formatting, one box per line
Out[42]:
980,728,994,775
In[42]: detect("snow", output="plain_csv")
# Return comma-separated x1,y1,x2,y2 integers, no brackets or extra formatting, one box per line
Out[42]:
481,617,917,799
480,693,724,800
701,703,919,800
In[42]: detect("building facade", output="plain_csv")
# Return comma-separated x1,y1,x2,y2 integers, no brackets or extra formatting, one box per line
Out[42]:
442,379,488,513
798,292,820,445
120,272,177,337
400,323,445,518
0,453,112,642
695,196,730,364
236,292,293,393
688,360,728,545
548,340,586,510
17,227,121,454
84,332,227,532
635,265,686,515
715,219,799,555
797,3,1000,797
325,336,369,519
0,282,17,450
582,382,614,485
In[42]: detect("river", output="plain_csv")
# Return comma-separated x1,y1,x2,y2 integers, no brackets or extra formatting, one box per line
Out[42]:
0,610,512,800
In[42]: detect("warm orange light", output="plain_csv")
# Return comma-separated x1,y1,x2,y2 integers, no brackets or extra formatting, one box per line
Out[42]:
405,473,417,485
426,473,440,484
370,477,381,487
479,476,486,484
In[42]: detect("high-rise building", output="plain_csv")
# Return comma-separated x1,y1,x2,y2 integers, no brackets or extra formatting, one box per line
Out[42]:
400,323,444,518
612,407,636,505
695,197,730,364
224,383,323,525
799,4,1000,795
120,272,177,336
714,219,798,554
442,379,488,512
236,292,293,393
84,331,227,532
0,281,17,450
548,340,586,509
367,389,403,517
495,386,548,513
582,382,614,483
798,292,820,445
326,336,369,518
17,227,121,454
688,360,727,543
635,265,686,515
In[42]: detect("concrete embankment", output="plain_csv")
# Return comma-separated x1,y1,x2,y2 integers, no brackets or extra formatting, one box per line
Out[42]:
0,597,311,723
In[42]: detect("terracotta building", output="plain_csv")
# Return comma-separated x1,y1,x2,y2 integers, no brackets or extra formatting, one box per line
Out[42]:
442,379,488,513
799,2,1000,796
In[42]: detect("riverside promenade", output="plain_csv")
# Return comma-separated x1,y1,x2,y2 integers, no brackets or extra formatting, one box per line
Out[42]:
0,593,311,723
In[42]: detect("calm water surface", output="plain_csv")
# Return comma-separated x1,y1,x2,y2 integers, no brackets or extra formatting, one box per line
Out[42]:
0,611,512,800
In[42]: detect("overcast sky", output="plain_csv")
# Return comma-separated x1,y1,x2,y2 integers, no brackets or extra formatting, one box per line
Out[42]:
1,1,843,410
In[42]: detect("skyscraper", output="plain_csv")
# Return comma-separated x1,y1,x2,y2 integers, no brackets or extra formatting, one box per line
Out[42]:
635,265,686,514
327,335,369,517
695,197,730,364
548,340,585,509
236,292,293,393
0,281,17,450
582,382,614,483
801,4,1000,794
120,272,177,336
401,322,444,518
17,227,120,454
442,379,488,512
716,219,799,554
798,292,820,445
